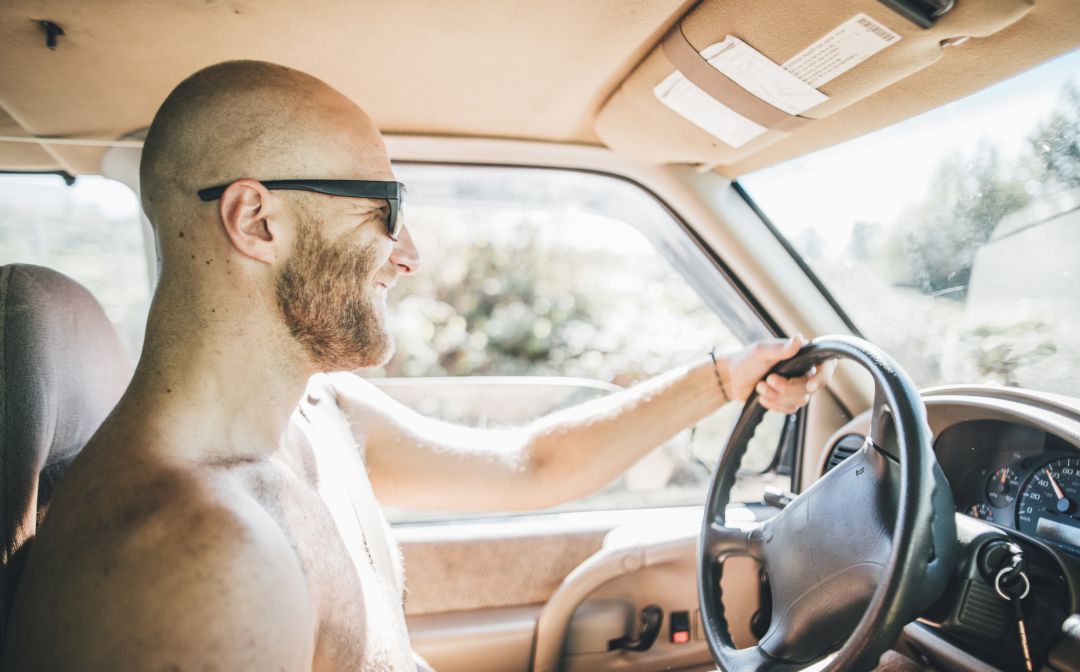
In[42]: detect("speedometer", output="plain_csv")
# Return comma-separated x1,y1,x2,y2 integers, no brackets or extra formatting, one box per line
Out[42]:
1017,457,1080,554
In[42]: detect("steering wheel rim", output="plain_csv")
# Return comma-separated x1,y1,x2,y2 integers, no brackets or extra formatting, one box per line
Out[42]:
699,335,957,671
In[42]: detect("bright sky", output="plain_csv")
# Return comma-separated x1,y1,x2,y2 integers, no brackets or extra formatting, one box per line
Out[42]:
740,48,1080,244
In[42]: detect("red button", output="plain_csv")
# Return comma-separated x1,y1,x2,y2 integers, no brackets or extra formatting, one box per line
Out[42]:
672,630,690,644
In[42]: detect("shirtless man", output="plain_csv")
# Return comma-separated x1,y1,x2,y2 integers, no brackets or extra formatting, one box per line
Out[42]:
3,61,830,670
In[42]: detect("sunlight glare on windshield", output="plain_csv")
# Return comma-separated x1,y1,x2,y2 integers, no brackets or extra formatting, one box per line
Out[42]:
741,49,1080,396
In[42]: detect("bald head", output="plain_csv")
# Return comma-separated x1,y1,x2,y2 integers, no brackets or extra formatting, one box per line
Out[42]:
140,60,391,238
136,61,418,374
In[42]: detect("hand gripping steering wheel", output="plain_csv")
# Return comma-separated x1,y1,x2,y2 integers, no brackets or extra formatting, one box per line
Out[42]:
700,336,957,671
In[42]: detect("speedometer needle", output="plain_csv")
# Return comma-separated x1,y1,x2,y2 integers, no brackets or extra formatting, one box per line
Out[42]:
1045,467,1072,514
1046,467,1065,499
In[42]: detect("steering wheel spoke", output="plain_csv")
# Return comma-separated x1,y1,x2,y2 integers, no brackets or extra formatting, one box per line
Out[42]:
722,643,796,672
868,386,895,457
704,518,759,562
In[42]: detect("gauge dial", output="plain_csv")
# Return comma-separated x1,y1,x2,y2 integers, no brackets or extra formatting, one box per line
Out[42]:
1017,457,1080,554
986,466,1020,507
967,502,994,521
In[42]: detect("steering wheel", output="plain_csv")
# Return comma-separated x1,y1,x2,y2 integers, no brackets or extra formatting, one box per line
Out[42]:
700,336,957,671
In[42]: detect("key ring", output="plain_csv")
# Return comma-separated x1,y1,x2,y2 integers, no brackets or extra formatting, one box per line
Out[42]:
995,567,1031,601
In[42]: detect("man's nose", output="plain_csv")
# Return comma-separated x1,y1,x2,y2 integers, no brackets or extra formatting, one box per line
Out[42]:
390,225,421,275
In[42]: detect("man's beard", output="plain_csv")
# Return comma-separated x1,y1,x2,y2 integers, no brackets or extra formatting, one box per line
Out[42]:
275,212,394,371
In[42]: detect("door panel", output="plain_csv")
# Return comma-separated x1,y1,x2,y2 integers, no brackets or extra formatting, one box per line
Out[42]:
399,508,764,672
401,529,605,616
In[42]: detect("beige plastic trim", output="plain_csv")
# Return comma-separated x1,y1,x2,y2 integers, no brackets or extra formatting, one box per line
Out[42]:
531,511,763,672
816,389,1080,479
921,384,1080,420
0,135,143,148
408,605,541,672
531,535,693,672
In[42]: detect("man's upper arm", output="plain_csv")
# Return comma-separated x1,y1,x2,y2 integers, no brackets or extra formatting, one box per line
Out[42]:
325,372,538,510
5,494,315,671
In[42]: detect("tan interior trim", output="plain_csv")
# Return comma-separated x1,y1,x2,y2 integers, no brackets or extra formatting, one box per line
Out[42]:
660,25,813,132
4,0,1076,175
0,135,143,148
0,0,699,174
401,530,605,616
816,391,1080,481
0,102,75,172
408,606,540,672
530,530,730,672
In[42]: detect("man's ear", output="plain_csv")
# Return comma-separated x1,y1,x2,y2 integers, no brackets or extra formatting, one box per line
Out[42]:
218,179,286,264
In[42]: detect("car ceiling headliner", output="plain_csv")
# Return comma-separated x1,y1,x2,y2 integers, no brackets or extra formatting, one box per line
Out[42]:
0,0,1078,178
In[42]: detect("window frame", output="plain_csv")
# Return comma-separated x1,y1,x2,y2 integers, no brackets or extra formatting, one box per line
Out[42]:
372,161,794,521
394,160,782,343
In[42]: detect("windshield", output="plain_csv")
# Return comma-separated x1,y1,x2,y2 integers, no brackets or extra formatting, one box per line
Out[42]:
740,49,1080,397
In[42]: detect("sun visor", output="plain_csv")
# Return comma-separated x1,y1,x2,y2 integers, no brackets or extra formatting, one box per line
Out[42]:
594,0,1034,166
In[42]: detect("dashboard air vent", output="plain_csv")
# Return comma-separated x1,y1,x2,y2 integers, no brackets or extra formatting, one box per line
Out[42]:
825,434,865,473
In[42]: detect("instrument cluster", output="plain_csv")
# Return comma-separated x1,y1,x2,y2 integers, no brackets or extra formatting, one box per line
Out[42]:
940,420,1080,556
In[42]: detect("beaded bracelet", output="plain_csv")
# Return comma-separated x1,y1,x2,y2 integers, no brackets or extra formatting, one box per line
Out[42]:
707,349,730,404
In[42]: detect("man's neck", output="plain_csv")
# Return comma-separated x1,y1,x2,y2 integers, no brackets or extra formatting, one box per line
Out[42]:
116,276,314,463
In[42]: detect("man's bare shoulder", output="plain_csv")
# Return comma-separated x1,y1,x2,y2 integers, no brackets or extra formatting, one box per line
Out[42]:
4,456,315,671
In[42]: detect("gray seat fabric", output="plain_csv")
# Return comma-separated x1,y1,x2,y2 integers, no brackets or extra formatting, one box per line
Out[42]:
0,264,132,647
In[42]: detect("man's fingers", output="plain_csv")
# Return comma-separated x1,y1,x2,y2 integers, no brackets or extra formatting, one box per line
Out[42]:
755,356,834,413
766,360,835,396
765,369,814,392
754,334,806,364
737,336,831,409
806,360,837,393
759,397,801,415
755,381,805,414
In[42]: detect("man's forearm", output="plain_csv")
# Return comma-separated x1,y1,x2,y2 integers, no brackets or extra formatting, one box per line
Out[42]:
352,337,822,512
516,355,728,507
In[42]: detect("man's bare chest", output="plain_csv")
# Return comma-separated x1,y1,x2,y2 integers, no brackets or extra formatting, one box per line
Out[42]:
229,404,412,670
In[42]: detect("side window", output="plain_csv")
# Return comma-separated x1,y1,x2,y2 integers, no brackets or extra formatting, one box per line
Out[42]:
0,174,151,361
371,165,786,523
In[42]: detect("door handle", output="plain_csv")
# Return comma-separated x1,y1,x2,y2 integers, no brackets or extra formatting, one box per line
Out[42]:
608,604,663,652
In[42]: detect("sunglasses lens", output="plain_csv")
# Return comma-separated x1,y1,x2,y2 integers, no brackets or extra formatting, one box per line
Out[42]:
390,198,405,240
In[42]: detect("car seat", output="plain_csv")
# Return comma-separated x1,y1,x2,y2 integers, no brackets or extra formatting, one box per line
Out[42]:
0,264,132,652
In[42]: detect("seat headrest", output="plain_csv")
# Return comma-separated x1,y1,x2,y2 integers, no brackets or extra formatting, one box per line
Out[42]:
0,264,132,630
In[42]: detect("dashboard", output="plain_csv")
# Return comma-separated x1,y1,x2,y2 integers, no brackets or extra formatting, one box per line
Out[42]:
819,385,1080,670
822,385,1080,561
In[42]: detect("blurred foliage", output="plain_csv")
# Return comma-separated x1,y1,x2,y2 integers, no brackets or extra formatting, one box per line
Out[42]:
869,80,1080,298
890,142,1030,297
370,204,737,387
964,322,1058,387
382,228,598,378
0,176,149,360
1031,81,1080,190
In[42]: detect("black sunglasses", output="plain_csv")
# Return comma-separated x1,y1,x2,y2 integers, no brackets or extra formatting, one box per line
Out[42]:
197,179,407,241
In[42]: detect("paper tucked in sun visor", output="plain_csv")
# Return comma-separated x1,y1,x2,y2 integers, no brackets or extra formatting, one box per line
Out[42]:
782,14,902,88
654,36,829,148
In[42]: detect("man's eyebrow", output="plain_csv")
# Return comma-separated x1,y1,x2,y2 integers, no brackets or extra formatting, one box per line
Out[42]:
344,199,388,213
